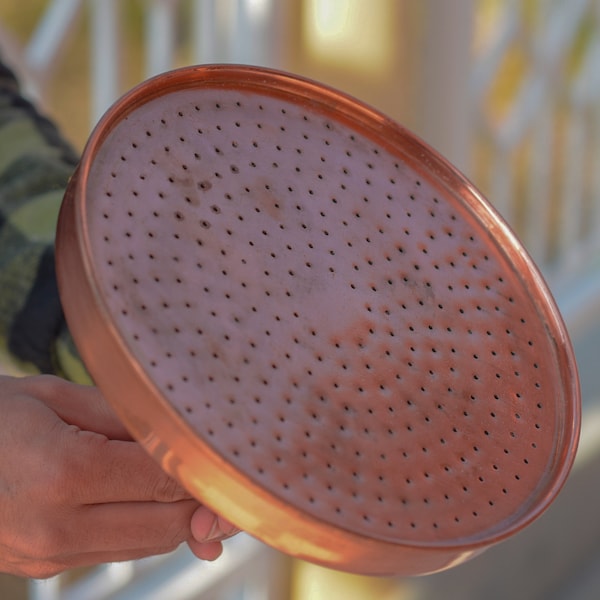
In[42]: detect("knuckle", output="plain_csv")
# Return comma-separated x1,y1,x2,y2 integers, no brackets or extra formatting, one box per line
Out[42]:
46,431,102,503
16,523,67,566
44,458,75,503
165,514,194,549
165,523,189,548
159,502,196,547
36,524,68,559
149,474,186,502
31,373,68,397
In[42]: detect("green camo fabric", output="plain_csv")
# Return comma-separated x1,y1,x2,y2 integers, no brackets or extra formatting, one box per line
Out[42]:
0,59,90,383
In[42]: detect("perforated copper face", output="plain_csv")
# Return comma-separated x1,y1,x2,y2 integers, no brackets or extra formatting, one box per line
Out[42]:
56,66,580,576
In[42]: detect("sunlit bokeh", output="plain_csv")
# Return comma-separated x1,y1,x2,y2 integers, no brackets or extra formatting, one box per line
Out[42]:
302,0,394,74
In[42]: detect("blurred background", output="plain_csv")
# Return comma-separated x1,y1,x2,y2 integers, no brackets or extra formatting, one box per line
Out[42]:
1,0,600,599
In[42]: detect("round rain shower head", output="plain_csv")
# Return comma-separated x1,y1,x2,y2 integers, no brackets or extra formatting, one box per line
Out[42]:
56,65,580,576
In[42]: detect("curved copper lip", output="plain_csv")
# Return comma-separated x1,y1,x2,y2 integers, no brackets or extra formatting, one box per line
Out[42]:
56,64,581,574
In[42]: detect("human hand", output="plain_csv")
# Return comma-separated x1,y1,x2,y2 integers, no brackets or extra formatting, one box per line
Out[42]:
0,375,239,578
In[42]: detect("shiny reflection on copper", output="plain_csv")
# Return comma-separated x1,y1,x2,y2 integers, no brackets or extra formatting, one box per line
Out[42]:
56,65,580,576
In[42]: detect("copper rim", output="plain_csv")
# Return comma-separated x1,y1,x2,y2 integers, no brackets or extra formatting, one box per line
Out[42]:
56,65,580,576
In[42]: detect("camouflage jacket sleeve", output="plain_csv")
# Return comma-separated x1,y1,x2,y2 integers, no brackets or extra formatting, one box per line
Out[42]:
0,60,90,383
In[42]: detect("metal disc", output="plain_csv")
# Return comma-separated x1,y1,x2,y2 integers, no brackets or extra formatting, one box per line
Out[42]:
56,65,580,576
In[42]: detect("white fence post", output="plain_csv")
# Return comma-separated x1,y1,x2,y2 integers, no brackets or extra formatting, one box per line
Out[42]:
410,0,475,173
24,0,84,77
89,0,121,124
145,0,179,77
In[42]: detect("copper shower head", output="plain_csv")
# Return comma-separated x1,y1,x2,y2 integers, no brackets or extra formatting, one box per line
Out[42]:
55,65,580,576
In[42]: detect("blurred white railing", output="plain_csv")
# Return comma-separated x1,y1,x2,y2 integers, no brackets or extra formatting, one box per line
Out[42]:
467,0,600,282
18,0,600,285
21,0,280,122
4,0,600,598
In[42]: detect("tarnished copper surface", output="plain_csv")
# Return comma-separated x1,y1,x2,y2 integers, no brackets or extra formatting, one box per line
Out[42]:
55,65,580,576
